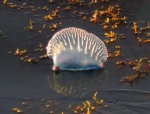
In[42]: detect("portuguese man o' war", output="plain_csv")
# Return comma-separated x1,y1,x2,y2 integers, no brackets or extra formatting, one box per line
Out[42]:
46,27,108,71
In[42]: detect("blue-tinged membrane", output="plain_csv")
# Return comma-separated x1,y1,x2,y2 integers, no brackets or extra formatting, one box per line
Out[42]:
53,50,103,71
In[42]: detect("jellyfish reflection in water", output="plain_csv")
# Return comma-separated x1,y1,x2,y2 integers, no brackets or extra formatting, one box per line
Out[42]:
46,27,108,71
48,69,108,97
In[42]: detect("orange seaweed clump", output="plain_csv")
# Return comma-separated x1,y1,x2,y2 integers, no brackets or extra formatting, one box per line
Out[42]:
137,37,142,47
49,0,55,4
145,64,150,76
71,92,108,114
120,57,150,86
90,10,99,23
44,14,53,21
12,107,23,114
50,23,57,32
129,60,135,67
120,75,134,87
15,48,27,56
28,20,34,31
91,0,98,4
104,31,116,38
42,6,48,10
115,50,120,57
3,0,8,6
132,21,141,35
144,39,150,43
65,6,71,11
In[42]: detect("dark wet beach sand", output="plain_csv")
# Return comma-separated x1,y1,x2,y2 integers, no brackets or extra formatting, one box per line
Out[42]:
0,0,150,114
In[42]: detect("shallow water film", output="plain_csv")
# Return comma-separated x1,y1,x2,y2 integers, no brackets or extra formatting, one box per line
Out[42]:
0,0,150,114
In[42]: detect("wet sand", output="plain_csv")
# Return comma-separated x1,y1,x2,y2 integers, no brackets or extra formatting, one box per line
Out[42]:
0,0,150,114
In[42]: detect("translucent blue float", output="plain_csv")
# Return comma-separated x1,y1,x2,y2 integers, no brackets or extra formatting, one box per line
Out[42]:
46,27,108,71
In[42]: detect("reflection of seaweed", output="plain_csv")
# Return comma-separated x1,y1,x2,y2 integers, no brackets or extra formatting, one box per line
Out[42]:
48,69,108,97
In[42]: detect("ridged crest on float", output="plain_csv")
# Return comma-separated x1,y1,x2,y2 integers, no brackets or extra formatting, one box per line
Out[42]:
46,27,108,66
